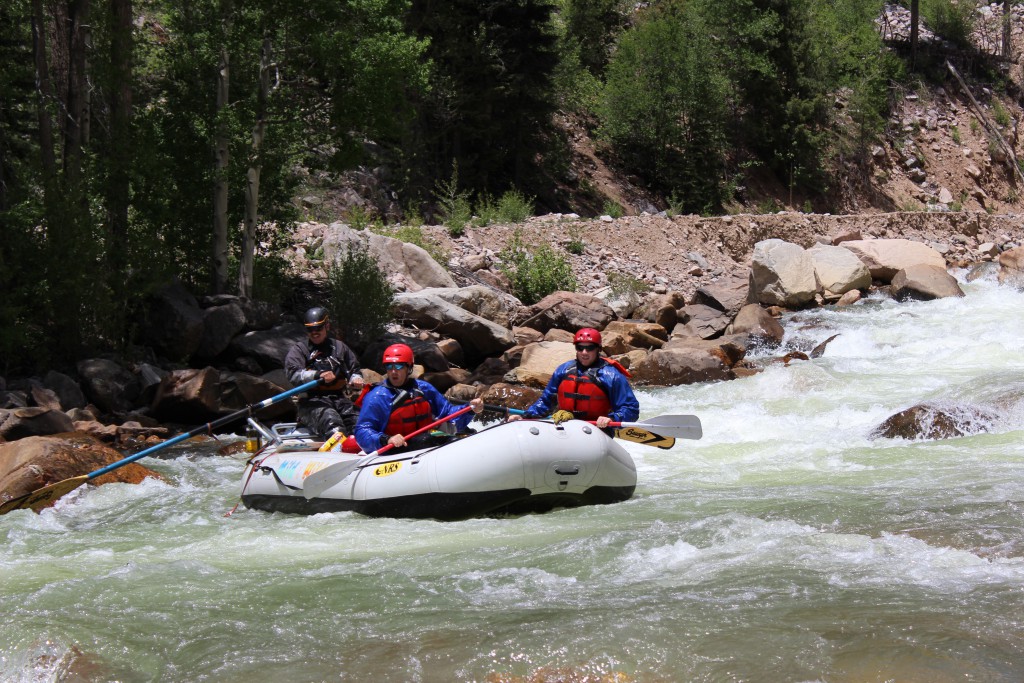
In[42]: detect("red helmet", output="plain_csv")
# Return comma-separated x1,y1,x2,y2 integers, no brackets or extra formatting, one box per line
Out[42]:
382,343,414,365
574,328,602,345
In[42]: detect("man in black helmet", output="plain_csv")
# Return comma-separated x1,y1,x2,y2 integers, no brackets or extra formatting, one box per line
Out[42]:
283,307,364,439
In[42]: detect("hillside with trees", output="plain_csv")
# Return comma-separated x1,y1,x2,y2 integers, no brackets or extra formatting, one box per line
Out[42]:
1,0,1021,377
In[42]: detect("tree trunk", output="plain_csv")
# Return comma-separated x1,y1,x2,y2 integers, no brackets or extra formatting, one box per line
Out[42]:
106,0,133,308
64,0,90,186
240,37,271,298
212,0,232,295
1003,0,1012,61
909,0,919,68
31,0,57,183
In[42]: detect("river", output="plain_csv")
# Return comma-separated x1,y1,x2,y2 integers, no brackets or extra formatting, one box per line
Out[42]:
2,274,1023,682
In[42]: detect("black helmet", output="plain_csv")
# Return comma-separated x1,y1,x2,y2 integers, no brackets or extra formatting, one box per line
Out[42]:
303,307,329,328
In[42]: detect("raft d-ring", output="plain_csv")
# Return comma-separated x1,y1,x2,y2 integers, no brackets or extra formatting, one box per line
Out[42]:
582,426,592,434
529,426,540,435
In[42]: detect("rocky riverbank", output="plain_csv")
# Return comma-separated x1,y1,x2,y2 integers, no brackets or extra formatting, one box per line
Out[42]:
2,210,1023,509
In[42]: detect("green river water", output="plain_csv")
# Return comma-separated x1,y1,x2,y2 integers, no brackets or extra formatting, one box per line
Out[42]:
2,276,1023,682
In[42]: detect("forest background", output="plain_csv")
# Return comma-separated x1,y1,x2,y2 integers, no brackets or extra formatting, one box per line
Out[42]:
1,0,1020,377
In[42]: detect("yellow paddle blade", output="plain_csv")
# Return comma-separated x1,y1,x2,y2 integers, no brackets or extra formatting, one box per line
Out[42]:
0,476,89,515
614,426,676,450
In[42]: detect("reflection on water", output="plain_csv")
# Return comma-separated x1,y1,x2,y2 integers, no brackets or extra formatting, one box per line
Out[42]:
2,278,1024,682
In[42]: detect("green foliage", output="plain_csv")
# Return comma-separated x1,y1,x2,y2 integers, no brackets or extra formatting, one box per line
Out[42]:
434,162,473,235
326,243,395,349
496,190,535,223
565,225,586,255
344,205,377,231
560,0,629,75
992,99,1011,128
498,230,577,305
599,6,729,211
405,0,561,199
607,271,649,300
951,126,962,144
602,200,624,218
921,0,976,49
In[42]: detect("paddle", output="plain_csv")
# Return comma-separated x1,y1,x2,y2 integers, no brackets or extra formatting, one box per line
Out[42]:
301,404,474,499
0,378,325,515
453,400,691,448
595,415,703,441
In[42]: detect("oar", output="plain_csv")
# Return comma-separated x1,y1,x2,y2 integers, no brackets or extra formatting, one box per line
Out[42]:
612,427,676,449
454,400,693,447
596,415,703,441
0,378,324,515
451,400,525,417
301,404,474,499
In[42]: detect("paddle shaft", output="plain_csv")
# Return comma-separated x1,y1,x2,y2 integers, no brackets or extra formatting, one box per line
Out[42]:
87,378,324,480
300,404,475,499
0,378,324,515
370,403,474,457
451,400,525,417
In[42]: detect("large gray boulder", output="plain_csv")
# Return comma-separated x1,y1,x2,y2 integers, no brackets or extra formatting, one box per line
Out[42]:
43,370,87,410
890,264,965,301
229,324,305,372
807,243,871,295
0,407,75,441
195,301,247,360
322,223,456,291
749,239,818,308
630,347,734,386
519,291,615,334
138,280,205,362
392,291,516,359
413,285,511,328
77,358,140,415
839,238,946,282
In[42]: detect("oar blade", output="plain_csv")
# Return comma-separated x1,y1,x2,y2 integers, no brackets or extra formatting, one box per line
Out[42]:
632,415,702,440
614,427,676,449
301,458,363,499
0,476,89,515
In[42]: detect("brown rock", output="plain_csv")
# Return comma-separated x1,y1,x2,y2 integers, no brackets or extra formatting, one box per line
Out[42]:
0,434,163,509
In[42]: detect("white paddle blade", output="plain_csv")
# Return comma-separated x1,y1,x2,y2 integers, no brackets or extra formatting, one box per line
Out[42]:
623,415,702,440
301,456,367,499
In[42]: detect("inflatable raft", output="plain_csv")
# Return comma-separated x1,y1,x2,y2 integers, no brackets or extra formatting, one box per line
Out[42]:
239,419,637,520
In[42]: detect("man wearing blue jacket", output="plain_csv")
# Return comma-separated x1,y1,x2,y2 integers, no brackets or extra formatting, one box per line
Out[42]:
355,343,483,453
510,328,639,428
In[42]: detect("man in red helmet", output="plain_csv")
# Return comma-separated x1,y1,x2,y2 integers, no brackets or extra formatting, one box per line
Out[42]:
283,306,364,439
355,343,483,453
509,327,639,428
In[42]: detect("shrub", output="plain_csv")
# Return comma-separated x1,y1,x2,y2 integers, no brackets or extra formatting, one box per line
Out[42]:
496,190,534,223
434,162,472,236
326,243,395,348
607,271,649,306
498,230,577,305
566,224,586,255
602,200,624,218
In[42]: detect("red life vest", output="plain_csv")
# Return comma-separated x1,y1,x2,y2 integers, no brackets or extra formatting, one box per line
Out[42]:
556,367,612,421
385,390,433,436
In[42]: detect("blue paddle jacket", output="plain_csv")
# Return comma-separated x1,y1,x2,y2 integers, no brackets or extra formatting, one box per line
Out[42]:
523,358,640,423
355,379,473,452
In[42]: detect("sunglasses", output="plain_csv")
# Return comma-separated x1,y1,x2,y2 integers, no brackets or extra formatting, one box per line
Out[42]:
384,362,409,371
575,344,599,352
306,325,326,333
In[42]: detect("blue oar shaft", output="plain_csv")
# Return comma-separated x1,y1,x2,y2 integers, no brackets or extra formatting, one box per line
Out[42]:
87,378,322,480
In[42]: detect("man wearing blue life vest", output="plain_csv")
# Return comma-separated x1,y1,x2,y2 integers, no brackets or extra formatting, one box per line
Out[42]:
355,343,483,453
509,328,639,428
